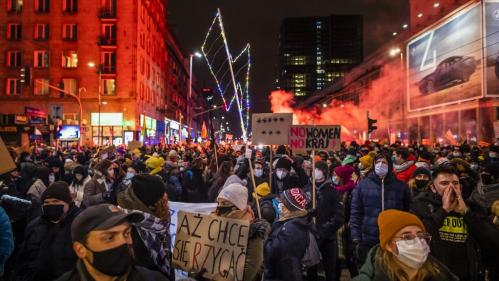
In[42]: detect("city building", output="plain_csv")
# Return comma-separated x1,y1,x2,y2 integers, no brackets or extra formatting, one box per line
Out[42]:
276,15,363,101
297,0,499,143
0,0,208,146
410,0,469,32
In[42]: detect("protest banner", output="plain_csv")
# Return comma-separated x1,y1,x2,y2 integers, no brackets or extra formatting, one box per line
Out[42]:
172,211,250,281
0,137,16,175
289,125,341,152
251,113,292,145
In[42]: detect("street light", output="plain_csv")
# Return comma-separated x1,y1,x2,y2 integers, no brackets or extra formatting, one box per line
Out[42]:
188,51,203,139
88,61,102,146
389,48,401,57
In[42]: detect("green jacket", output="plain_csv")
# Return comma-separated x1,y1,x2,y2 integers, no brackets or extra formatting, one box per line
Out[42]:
353,246,459,281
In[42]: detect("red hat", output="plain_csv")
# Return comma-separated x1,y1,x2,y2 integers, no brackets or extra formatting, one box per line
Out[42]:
334,165,355,181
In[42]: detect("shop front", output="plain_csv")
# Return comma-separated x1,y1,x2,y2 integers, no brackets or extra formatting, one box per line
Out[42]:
91,112,124,146
165,118,180,144
140,115,157,145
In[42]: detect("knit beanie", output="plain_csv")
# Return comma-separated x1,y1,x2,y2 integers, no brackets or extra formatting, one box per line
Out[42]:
341,154,356,166
359,152,375,170
334,165,355,181
282,188,309,211
254,182,271,198
275,157,292,171
378,209,425,250
131,174,166,207
217,183,248,210
223,175,246,189
413,167,431,178
145,156,165,175
41,181,72,205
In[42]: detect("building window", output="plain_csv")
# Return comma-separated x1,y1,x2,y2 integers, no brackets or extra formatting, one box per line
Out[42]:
140,56,144,74
7,0,23,13
7,24,22,41
100,24,116,45
34,50,49,68
34,78,49,95
62,24,77,41
35,0,50,13
62,0,77,13
6,78,21,95
62,78,77,94
6,51,22,68
99,0,116,18
102,79,116,96
62,50,78,68
34,24,49,41
101,51,116,73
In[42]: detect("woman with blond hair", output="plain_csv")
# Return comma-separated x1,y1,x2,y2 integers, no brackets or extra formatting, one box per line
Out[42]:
353,209,458,281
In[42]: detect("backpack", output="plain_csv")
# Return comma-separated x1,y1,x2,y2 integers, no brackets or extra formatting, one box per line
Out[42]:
279,220,321,268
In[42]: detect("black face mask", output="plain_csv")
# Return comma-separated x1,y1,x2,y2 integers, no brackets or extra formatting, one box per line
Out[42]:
86,243,133,276
415,179,430,190
42,204,65,222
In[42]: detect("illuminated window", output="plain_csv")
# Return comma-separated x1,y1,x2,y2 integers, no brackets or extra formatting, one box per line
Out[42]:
6,78,21,95
7,0,23,13
7,24,22,40
62,24,77,41
34,24,49,40
34,79,49,95
35,0,50,13
62,51,78,68
291,56,306,65
6,50,22,68
102,79,116,96
34,50,49,68
62,78,77,94
62,0,77,13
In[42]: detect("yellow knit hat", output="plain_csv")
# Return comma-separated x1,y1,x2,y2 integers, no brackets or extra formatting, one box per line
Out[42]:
145,156,165,175
253,182,271,198
359,151,376,170
378,209,425,250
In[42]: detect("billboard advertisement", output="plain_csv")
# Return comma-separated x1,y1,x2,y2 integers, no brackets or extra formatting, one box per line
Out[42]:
485,0,499,97
60,125,80,141
407,4,483,111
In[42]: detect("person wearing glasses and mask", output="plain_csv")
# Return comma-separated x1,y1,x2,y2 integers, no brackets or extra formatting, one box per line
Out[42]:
353,209,458,281
411,165,486,281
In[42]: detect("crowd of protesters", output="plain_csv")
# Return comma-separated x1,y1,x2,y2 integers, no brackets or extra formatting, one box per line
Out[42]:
0,139,498,281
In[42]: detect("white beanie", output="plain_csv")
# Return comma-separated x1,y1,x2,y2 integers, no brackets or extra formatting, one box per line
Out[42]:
223,175,246,189
217,183,248,210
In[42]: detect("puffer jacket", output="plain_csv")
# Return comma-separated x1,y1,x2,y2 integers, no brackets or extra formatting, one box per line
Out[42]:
13,205,81,281
0,207,14,276
350,172,411,247
353,246,459,281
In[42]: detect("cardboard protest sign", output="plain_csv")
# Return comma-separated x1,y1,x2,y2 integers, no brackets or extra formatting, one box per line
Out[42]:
173,211,250,281
0,137,16,175
251,113,292,145
128,141,142,151
289,125,341,152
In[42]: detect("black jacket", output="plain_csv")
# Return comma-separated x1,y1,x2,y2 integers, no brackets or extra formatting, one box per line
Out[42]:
182,168,207,203
13,205,81,281
315,180,345,242
251,193,278,224
270,163,308,194
54,260,168,281
410,191,485,281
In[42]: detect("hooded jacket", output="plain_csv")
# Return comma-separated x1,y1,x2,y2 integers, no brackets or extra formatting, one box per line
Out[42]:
353,246,458,281
350,168,411,247
182,168,207,203
410,191,486,281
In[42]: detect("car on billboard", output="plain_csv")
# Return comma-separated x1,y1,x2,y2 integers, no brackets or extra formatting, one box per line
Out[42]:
418,56,477,94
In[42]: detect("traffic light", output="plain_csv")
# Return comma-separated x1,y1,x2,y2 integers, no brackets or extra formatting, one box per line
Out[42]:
19,65,31,86
368,117,378,134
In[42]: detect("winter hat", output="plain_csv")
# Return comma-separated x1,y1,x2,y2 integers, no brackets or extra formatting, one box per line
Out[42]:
419,151,433,163
413,167,431,178
341,154,356,166
217,183,248,210
435,157,450,166
73,165,87,178
450,158,471,175
359,152,375,170
64,159,78,172
314,161,328,178
223,174,246,189
131,174,166,207
145,156,165,175
41,181,72,205
378,209,425,250
253,182,271,198
334,165,355,181
275,157,292,171
282,188,309,211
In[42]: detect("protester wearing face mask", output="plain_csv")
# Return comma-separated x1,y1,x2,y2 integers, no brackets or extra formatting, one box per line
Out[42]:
55,204,167,281
306,161,345,281
409,167,431,198
353,209,458,281
13,182,81,281
411,165,486,281
271,157,307,195
69,166,91,208
253,161,268,186
350,152,411,266
358,152,375,180
450,158,478,200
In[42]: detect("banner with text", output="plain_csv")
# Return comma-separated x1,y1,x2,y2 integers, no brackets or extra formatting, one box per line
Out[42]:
172,211,250,281
289,125,341,152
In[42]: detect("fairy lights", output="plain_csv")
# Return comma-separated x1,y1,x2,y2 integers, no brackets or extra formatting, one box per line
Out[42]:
201,9,251,141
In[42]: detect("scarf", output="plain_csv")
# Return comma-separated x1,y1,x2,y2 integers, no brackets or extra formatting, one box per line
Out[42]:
335,179,356,192
393,160,414,173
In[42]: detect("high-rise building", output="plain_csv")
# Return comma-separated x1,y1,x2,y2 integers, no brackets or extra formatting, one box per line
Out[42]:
277,15,363,100
0,0,207,146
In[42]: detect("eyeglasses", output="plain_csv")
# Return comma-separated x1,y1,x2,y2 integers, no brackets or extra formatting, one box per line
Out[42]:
392,233,432,244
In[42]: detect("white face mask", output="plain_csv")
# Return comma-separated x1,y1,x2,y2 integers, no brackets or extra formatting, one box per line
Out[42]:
375,162,389,178
254,168,263,177
314,169,325,182
276,170,287,180
332,175,341,185
49,174,55,184
395,238,430,269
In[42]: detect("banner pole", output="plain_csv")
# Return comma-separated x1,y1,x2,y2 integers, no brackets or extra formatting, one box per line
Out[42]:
269,146,273,190
312,149,317,211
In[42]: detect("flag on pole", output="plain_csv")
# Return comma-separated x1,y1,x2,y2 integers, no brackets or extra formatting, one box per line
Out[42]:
201,121,208,139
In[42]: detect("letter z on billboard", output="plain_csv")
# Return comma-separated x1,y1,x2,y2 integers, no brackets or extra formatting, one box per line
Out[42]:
407,4,483,111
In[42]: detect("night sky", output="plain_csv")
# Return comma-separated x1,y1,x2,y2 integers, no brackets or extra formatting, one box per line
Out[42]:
169,0,409,126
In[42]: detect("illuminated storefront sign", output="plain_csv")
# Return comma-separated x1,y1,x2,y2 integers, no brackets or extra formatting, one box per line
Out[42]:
91,113,123,126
